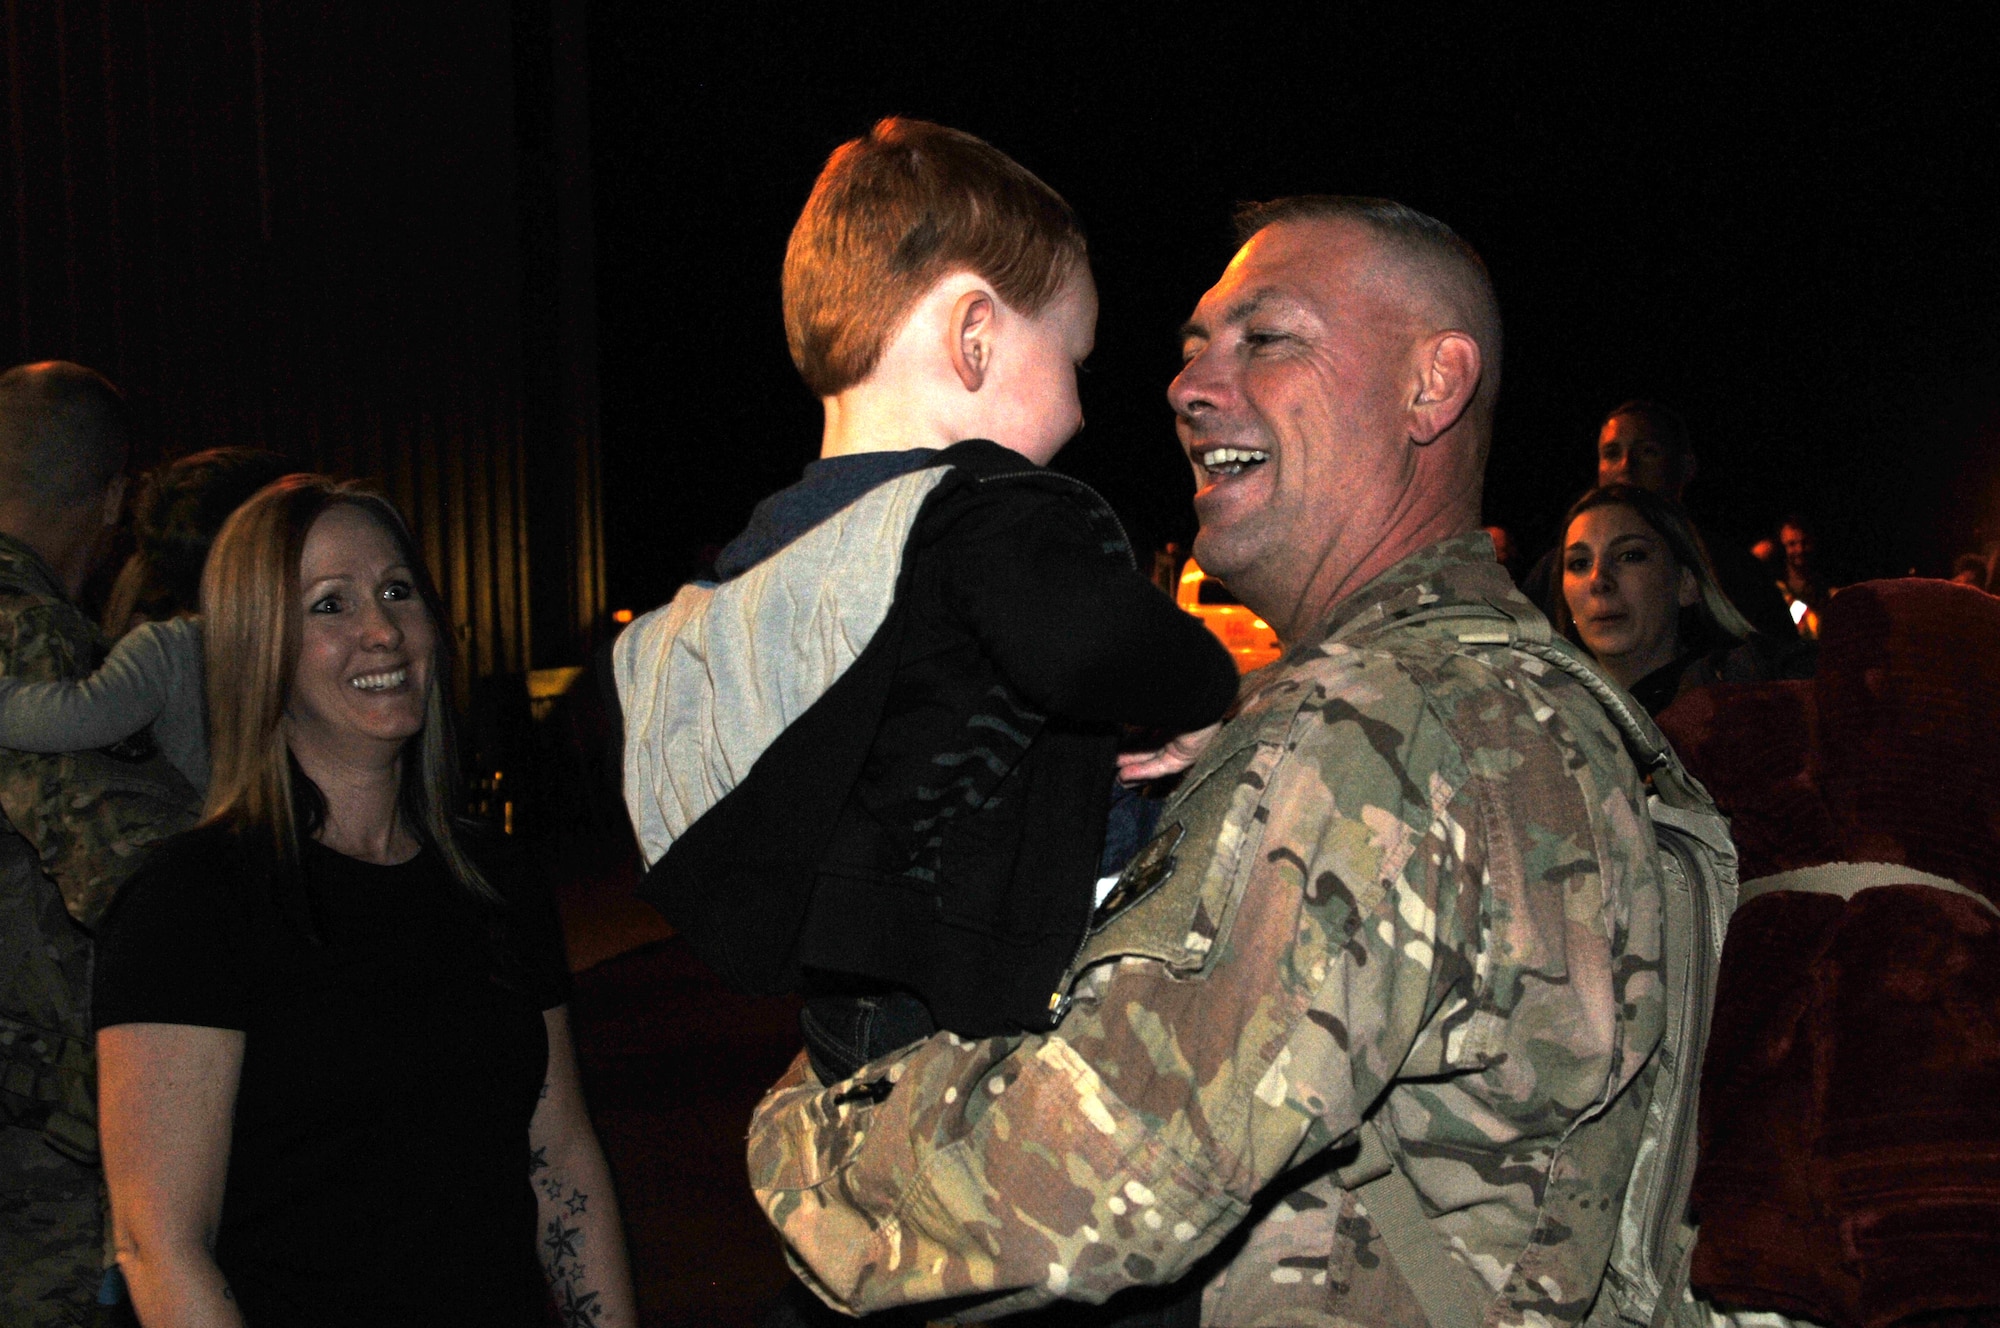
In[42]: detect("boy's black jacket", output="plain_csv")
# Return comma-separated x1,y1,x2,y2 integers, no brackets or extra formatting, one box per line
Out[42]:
637,440,1237,1035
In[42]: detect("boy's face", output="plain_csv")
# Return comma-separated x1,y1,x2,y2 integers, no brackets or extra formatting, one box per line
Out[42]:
991,271,1097,466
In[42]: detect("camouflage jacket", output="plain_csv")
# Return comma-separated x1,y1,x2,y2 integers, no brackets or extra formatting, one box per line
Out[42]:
0,532,197,1161
747,533,1669,1326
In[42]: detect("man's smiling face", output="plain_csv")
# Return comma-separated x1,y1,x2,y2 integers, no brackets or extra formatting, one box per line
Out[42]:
1168,220,1418,630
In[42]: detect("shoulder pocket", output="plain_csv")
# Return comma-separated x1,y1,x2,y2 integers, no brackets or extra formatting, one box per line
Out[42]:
1070,685,1310,982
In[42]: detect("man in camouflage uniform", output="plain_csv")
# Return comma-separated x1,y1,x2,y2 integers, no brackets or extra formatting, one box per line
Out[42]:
746,200,1670,1326
0,362,199,1326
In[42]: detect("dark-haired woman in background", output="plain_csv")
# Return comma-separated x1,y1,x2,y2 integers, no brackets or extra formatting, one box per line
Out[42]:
102,446,298,638
1556,484,1813,716
93,477,634,1326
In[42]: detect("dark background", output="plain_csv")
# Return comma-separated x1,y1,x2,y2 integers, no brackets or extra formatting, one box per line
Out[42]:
3,0,607,682
8,4,1999,653
590,5,2000,609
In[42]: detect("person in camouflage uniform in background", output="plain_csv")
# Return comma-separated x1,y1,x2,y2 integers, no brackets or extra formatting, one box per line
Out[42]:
747,201,1671,1325
0,363,199,1327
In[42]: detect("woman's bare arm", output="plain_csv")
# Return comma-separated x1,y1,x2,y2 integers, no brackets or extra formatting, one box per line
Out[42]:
97,1022,246,1328
529,1006,637,1328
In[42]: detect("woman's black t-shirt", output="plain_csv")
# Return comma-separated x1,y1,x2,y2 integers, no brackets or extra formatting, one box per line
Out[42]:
94,825,572,1327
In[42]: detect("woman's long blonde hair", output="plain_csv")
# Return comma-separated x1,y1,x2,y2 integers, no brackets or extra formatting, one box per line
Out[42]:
1552,484,1757,653
200,475,494,912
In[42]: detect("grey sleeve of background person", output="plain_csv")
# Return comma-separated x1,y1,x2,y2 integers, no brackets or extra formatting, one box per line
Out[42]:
0,615,208,792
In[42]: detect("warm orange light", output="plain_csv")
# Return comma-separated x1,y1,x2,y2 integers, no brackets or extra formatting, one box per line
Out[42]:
612,608,634,624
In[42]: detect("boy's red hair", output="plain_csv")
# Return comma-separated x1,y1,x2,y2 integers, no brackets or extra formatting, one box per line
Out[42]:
782,118,1087,398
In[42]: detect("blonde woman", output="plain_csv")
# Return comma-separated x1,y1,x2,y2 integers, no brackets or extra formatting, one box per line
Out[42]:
93,477,634,1327
1556,484,1813,715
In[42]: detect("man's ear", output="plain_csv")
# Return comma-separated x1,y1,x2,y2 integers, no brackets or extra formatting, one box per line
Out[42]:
947,289,996,392
99,473,128,528
1407,330,1482,447
1677,565,1701,608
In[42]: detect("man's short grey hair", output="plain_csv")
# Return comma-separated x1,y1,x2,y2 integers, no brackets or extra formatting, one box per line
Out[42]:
1233,195,1503,394
0,361,132,508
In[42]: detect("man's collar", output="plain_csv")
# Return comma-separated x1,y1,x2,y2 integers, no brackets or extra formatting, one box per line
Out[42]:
0,530,67,601
1311,530,1517,645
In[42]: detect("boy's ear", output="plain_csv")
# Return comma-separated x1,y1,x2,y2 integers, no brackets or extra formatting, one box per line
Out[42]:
948,289,995,392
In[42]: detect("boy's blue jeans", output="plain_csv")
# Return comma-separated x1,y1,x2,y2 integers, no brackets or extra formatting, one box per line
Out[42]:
799,987,935,1084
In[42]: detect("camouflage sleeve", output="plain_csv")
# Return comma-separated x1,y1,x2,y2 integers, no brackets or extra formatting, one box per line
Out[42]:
0,596,198,929
748,656,1484,1319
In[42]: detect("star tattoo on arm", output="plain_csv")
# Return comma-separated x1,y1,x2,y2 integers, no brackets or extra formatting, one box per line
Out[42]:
555,1282,603,1327
544,1215,584,1266
534,1163,605,1322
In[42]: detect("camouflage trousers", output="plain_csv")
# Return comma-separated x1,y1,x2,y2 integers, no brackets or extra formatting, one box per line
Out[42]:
0,1124,102,1328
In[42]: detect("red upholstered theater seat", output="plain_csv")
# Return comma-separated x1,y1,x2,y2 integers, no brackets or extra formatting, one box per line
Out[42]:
1657,580,2000,1328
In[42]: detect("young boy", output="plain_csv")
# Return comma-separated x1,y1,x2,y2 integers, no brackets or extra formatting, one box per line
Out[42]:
615,119,1238,1082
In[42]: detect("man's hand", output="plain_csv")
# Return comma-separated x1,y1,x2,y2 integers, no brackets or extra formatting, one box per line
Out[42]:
1116,723,1220,785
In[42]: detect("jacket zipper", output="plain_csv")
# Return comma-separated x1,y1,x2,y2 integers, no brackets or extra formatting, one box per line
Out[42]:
1046,926,1093,1025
